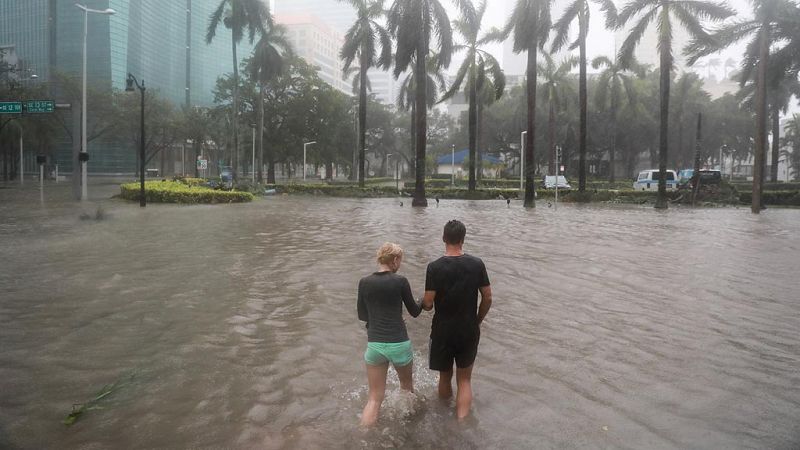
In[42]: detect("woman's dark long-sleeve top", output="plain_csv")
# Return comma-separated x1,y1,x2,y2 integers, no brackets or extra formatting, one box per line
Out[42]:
357,272,422,342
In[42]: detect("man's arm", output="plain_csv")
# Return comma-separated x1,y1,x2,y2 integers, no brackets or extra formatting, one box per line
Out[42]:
477,285,492,324
422,290,436,311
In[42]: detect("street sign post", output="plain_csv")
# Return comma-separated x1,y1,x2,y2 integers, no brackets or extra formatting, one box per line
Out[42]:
25,100,55,113
0,101,22,114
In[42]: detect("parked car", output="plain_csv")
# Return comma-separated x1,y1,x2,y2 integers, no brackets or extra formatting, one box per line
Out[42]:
677,169,722,189
633,169,679,191
220,167,235,189
542,175,571,189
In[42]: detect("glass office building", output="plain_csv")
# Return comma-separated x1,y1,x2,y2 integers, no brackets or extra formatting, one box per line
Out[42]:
0,0,251,173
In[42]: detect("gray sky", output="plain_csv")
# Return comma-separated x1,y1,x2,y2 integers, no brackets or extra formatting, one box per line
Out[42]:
449,0,754,77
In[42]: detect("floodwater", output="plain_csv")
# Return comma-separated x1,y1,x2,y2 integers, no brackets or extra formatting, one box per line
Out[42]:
1,182,799,449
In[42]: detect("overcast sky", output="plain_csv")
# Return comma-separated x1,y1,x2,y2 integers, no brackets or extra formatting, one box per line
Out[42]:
452,0,755,77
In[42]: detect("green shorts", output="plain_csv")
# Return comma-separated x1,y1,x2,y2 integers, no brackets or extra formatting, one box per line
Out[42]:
364,340,413,367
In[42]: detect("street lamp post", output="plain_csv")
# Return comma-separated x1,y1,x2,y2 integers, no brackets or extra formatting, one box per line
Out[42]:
303,141,317,181
451,144,455,187
251,126,256,184
520,131,527,193
75,3,115,201
126,73,146,207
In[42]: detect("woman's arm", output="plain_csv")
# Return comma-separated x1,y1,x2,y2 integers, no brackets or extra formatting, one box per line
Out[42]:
357,280,368,324
401,278,422,317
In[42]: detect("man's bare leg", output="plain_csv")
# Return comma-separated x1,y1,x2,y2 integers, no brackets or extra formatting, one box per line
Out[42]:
438,369,453,399
394,362,414,392
455,365,473,420
361,363,389,426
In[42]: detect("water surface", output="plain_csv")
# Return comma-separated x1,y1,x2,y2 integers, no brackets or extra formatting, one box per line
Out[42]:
1,183,799,449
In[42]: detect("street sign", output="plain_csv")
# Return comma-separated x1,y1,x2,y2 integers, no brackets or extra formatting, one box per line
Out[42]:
25,100,55,113
0,101,22,114
197,159,208,170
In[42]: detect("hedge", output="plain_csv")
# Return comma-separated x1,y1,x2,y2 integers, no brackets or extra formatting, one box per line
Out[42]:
120,181,254,204
274,183,400,197
731,182,800,191
738,190,800,206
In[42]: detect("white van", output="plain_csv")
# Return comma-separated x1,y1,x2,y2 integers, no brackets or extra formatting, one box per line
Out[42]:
634,169,679,191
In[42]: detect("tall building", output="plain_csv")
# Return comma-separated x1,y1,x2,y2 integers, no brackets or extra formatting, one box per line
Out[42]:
274,0,403,104
276,14,348,94
0,0,250,173
273,0,355,35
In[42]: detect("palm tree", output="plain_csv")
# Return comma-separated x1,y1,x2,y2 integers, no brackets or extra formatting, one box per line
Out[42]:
736,69,800,183
617,0,733,208
686,0,797,213
504,0,552,207
207,0,268,178
592,55,644,182
388,0,453,206
551,0,616,192
781,113,800,180
539,54,577,177
340,0,393,188
475,76,506,182
396,53,448,171
671,72,708,168
439,0,505,191
250,22,292,183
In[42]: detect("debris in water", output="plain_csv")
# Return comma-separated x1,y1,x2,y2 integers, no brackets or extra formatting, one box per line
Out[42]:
63,371,136,426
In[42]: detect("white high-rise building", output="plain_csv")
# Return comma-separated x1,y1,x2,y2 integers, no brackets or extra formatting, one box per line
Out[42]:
276,14,348,94
273,0,402,105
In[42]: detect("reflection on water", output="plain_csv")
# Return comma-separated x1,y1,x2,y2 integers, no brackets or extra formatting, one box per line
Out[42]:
1,183,799,449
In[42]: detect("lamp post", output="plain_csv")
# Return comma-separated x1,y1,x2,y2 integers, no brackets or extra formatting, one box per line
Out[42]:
251,125,256,183
520,131,527,193
303,141,317,181
451,144,455,187
126,73,146,207
75,3,115,201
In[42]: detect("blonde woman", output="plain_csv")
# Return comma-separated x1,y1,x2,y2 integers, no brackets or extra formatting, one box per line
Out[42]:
356,242,422,426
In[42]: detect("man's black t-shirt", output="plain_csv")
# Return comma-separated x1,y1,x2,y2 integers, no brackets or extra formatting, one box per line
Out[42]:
425,254,490,337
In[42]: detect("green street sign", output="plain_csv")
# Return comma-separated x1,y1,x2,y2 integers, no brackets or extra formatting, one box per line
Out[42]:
0,101,22,114
25,100,55,113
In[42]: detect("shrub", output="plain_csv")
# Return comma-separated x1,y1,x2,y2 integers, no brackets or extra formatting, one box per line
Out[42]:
738,190,800,206
120,181,253,204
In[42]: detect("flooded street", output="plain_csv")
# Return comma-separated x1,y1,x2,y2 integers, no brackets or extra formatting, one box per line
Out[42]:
1,183,799,449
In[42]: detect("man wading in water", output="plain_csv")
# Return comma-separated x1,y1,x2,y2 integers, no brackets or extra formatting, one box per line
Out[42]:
422,220,492,419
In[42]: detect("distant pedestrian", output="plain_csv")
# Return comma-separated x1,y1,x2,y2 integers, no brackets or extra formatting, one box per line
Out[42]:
422,220,492,420
357,243,422,426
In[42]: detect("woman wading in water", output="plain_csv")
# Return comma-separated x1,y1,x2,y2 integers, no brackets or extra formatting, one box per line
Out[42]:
357,243,422,426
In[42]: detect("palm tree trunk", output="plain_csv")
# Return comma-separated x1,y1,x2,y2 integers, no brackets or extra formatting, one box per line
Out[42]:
752,23,769,214
412,44,428,207
358,60,368,187
548,100,555,176
610,83,618,183
524,46,537,208
477,100,484,182
770,102,780,183
468,67,477,191
257,84,265,183
231,38,239,178
656,30,671,209
578,19,588,192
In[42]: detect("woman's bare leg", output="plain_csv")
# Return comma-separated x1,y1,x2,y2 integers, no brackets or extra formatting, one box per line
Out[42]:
394,362,414,392
361,363,389,426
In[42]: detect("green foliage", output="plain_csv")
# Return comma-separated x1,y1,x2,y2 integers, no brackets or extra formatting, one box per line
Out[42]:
275,183,399,197
738,190,800,206
120,181,253,204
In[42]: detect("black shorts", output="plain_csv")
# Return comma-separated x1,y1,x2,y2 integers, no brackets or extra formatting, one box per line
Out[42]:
429,327,480,371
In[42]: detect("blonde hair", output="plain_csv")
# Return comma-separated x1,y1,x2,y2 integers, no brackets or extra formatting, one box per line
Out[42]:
376,242,404,265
